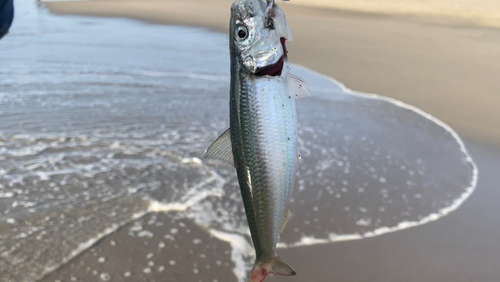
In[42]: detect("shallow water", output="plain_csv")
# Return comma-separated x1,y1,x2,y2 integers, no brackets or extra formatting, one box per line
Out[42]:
0,1,476,281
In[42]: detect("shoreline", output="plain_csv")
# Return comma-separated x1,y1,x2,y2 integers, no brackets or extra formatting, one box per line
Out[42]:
44,0,500,149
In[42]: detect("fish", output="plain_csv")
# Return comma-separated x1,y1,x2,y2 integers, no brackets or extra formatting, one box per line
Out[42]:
204,0,310,281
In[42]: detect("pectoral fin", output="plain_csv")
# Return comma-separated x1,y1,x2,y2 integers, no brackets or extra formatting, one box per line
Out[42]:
288,74,311,99
204,129,234,165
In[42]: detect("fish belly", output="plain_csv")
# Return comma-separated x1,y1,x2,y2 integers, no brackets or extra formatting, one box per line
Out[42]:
236,74,297,261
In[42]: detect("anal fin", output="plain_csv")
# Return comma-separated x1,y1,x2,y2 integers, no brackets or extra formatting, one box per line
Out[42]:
204,129,234,165
279,208,293,234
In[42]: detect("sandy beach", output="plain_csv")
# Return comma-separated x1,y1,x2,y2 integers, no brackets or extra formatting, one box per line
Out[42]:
290,0,500,28
5,0,500,281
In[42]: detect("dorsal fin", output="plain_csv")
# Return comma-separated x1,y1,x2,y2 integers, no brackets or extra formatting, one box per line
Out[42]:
279,208,293,234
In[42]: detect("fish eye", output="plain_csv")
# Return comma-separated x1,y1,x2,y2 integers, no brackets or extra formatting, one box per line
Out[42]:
236,26,248,41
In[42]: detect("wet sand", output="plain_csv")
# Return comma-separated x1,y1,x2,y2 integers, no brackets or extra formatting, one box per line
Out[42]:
40,213,239,282
39,142,499,282
40,1,500,282
273,141,500,282
39,140,498,282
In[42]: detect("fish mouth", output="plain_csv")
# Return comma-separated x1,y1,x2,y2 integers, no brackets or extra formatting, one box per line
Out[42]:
255,55,284,77
254,38,287,77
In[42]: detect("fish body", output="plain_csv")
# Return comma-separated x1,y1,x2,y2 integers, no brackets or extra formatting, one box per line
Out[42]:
205,1,309,281
231,67,297,282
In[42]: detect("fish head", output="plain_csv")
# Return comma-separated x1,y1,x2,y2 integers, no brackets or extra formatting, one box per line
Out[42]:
230,0,292,76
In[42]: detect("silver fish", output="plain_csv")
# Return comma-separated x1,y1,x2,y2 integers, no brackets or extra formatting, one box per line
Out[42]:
205,0,309,281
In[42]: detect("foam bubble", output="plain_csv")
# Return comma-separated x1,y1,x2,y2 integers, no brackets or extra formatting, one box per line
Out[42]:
208,229,254,282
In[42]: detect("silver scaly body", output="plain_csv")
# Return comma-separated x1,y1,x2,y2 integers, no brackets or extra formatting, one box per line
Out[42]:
230,57,297,262
204,1,309,281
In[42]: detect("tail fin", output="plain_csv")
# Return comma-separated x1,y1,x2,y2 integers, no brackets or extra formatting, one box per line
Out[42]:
270,258,296,276
246,257,296,282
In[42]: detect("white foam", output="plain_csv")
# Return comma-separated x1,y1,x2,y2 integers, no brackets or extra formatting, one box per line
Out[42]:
136,70,228,82
137,230,154,238
356,218,371,226
148,172,225,213
181,157,202,165
0,192,14,198
277,233,365,248
271,64,480,248
208,229,254,282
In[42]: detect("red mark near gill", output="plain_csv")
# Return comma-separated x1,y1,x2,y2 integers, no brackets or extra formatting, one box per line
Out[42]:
280,37,288,58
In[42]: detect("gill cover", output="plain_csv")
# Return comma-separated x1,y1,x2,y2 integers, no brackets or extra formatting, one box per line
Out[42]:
231,0,292,74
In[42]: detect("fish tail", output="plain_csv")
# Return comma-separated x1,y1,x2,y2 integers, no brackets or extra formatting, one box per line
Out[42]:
246,257,296,282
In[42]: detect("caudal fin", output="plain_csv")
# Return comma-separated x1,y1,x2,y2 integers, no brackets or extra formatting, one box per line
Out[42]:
270,258,296,276
246,257,296,282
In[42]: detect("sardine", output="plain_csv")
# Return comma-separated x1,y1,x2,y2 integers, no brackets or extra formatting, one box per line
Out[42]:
205,1,309,281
